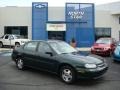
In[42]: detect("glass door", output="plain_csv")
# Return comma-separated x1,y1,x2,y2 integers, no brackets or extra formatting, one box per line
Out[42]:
48,31,65,41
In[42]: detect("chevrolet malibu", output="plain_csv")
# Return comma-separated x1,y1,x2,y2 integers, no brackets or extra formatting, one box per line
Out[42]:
12,40,108,84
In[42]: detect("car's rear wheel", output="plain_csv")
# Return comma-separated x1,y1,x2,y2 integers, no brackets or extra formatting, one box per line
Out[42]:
15,42,20,47
60,66,76,84
0,42,3,48
16,58,24,70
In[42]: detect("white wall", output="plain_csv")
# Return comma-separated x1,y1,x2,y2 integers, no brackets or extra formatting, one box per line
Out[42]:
0,7,65,39
111,15,120,41
0,6,32,39
48,7,65,21
95,2,120,41
95,10,111,27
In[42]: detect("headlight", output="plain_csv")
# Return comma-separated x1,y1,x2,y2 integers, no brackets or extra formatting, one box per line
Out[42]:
85,64,97,69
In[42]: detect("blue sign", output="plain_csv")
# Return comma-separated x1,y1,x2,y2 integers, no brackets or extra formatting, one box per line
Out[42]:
68,11,84,19
66,3,95,47
33,3,46,9
32,2,48,40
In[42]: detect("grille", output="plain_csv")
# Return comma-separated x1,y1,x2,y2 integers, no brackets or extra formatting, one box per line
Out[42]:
95,48,104,51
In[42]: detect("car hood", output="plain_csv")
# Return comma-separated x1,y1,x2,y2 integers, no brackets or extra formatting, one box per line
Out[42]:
59,53,103,64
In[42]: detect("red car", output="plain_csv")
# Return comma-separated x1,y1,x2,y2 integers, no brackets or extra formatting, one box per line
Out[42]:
91,38,116,56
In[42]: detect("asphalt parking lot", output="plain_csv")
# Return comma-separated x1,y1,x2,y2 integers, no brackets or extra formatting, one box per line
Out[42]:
0,51,120,90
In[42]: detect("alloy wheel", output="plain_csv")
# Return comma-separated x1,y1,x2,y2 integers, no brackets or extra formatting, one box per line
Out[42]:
17,59,24,70
60,66,76,84
62,69,73,82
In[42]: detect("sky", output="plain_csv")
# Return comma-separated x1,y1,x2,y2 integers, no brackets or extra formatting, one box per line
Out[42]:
0,0,120,7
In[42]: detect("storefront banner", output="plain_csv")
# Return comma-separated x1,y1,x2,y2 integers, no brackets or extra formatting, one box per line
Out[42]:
47,24,66,31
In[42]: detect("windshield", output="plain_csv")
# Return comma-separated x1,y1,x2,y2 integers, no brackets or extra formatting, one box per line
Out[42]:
96,38,111,44
49,41,77,54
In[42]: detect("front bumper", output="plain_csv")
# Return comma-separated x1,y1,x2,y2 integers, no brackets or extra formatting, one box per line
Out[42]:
76,65,108,79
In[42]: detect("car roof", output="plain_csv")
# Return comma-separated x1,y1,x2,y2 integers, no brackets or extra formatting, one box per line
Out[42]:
5,34,20,36
28,40,64,43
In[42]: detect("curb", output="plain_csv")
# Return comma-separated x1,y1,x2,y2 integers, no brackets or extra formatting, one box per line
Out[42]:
0,48,12,52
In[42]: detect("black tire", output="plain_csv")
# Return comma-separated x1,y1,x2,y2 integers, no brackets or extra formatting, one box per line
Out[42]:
15,42,20,47
60,65,76,84
0,42,3,48
16,58,24,70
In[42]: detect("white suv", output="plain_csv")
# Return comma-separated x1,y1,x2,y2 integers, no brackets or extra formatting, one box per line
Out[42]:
0,34,30,48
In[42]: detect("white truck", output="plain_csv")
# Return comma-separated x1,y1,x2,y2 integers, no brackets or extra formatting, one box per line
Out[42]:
0,34,29,48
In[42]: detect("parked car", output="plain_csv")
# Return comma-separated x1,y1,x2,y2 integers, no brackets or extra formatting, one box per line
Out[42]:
91,38,116,56
12,40,108,84
0,34,29,48
113,42,120,62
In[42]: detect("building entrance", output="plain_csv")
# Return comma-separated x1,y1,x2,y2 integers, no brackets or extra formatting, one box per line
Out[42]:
48,31,65,41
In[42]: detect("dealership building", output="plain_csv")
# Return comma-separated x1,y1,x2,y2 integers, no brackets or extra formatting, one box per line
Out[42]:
0,2,120,47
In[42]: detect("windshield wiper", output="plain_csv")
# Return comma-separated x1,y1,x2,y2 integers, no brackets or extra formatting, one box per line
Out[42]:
61,52,68,54
71,51,79,55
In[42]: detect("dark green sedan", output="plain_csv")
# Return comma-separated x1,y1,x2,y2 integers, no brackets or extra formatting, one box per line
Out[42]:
12,40,108,84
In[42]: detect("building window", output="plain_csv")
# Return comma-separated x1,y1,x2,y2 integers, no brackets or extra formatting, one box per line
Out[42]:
4,26,28,38
95,28,111,40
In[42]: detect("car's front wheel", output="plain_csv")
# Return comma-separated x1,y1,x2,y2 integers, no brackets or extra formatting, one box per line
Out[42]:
60,66,76,84
16,58,24,70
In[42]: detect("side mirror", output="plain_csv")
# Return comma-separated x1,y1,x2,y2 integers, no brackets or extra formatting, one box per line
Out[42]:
45,52,53,56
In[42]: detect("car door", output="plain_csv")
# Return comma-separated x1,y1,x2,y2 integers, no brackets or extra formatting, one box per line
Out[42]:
9,35,15,45
35,42,59,72
22,41,38,67
3,35,10,45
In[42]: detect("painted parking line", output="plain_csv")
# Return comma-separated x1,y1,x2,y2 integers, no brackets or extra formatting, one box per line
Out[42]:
0,50,12,56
